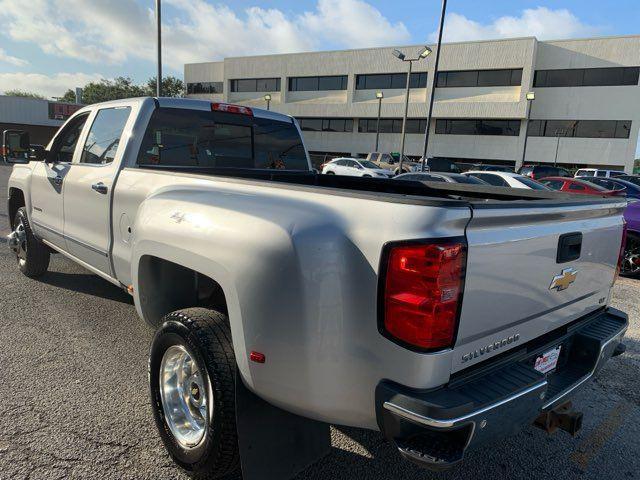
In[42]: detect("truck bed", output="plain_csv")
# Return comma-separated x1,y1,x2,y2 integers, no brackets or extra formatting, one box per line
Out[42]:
136,165,620,206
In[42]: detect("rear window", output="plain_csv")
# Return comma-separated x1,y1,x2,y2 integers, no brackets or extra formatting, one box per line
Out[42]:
517,177,550,190
137,108,308,170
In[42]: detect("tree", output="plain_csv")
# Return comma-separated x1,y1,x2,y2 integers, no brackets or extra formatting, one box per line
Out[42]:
59,89,77,103
81,76,147,104
53,75,185,105
4,89,46,99
145,76,185,97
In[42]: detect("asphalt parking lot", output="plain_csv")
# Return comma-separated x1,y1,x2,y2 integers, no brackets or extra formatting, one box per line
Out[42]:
0,163,639,480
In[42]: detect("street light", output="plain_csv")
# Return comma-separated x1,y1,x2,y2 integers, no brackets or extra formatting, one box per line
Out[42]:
520,91,535,168
264,93,272,111
374,91,384,152
392,45,432,172
554,128,565,166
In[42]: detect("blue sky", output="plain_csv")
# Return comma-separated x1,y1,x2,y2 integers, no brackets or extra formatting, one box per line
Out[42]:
0,0,638,98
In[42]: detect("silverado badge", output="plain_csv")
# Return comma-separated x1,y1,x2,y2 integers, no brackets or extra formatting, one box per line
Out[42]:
549,268,578,291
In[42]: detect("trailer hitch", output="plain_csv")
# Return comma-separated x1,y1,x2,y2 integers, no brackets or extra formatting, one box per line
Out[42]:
534,401,583,436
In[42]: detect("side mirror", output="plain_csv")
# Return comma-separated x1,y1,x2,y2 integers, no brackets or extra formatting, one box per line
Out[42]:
2,129,31,163
29,145,47,162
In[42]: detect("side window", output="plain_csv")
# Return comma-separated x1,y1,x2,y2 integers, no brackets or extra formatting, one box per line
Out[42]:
596,171,607,177
481,174,508,187
50,113,90,163
80,107,131,165
335,160,347,166
568,183,585,191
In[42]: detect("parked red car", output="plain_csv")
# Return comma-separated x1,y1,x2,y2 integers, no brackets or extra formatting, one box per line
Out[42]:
538,177,625,196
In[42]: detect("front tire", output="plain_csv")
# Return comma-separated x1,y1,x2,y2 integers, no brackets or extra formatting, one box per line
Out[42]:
11,207,50,278
325,171,335,175
149,308,240,479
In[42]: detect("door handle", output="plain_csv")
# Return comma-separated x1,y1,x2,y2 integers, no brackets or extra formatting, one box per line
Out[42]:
91,182,108,194
53,176,63,185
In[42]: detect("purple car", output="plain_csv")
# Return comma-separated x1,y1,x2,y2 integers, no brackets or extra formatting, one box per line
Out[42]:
622,200,640,276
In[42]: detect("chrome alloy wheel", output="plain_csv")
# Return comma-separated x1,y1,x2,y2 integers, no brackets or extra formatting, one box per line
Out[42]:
8,220,28,267
160,345,210,448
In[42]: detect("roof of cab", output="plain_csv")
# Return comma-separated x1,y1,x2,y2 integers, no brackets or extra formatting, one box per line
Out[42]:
156,97,294,123
70,96,295,124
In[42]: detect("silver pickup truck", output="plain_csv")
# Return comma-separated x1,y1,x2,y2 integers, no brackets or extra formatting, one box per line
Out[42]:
5,97,628,479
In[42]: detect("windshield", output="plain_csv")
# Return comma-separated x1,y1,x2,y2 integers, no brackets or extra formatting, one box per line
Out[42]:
359,160,380,169
517,176,551,190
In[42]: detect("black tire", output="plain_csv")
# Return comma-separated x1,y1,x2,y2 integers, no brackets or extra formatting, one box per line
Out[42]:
325,171,335,175
149,308,240,479
13,207,50,278
621,232,640,277
362,174,372,178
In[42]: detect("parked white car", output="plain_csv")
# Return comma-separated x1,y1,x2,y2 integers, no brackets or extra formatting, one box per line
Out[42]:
574,168,625,178
322,157,394,178
464,171,551,190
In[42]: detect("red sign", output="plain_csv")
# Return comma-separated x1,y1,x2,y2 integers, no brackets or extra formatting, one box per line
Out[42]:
48,102,82,121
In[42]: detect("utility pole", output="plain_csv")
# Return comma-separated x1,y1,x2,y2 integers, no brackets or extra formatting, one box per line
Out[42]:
421,0,448,172
156,0,162,97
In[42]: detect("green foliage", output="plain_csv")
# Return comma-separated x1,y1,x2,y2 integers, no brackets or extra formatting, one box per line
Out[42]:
4,89,47,99
145,76,185,97
59,89,77,103
81,76,148,104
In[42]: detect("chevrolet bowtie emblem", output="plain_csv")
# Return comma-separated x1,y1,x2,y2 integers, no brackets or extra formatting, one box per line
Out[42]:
549,267,578,291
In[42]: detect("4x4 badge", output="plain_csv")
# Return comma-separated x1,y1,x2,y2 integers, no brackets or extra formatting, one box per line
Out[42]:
550,267,578,291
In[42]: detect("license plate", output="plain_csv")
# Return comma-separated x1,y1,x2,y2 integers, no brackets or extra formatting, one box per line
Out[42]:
534,346,562,374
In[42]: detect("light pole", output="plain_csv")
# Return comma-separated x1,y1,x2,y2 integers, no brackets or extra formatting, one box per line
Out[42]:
264,94,272,111
392,46,432,173
374,91,383,152
520,91,535,168
155,0,162,97
553,129,565,166
421,0,447,172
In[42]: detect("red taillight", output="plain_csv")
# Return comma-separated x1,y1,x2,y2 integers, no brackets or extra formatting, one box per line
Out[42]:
380,241,466,351
211,102,253,116
614,220,628,283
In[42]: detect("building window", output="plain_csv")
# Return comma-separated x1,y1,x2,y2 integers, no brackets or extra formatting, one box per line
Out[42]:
187,82,224,94
526,120,632,139
298,118,353,132
435,119,521,136
357,118,428,134
533,67,639,87
355,72,427,90
289,75,348,91
230,78,281,93
436,69,522,87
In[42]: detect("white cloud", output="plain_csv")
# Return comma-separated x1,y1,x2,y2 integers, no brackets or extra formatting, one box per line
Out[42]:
434,7,600,43
0,0,410,72
0,72,102,98
300,0,410,49
0,47,27,66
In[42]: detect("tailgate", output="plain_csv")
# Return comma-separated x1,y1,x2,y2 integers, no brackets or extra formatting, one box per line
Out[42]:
452,199,626,373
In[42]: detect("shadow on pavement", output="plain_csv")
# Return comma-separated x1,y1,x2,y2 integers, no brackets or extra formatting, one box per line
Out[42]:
40,270,133,304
